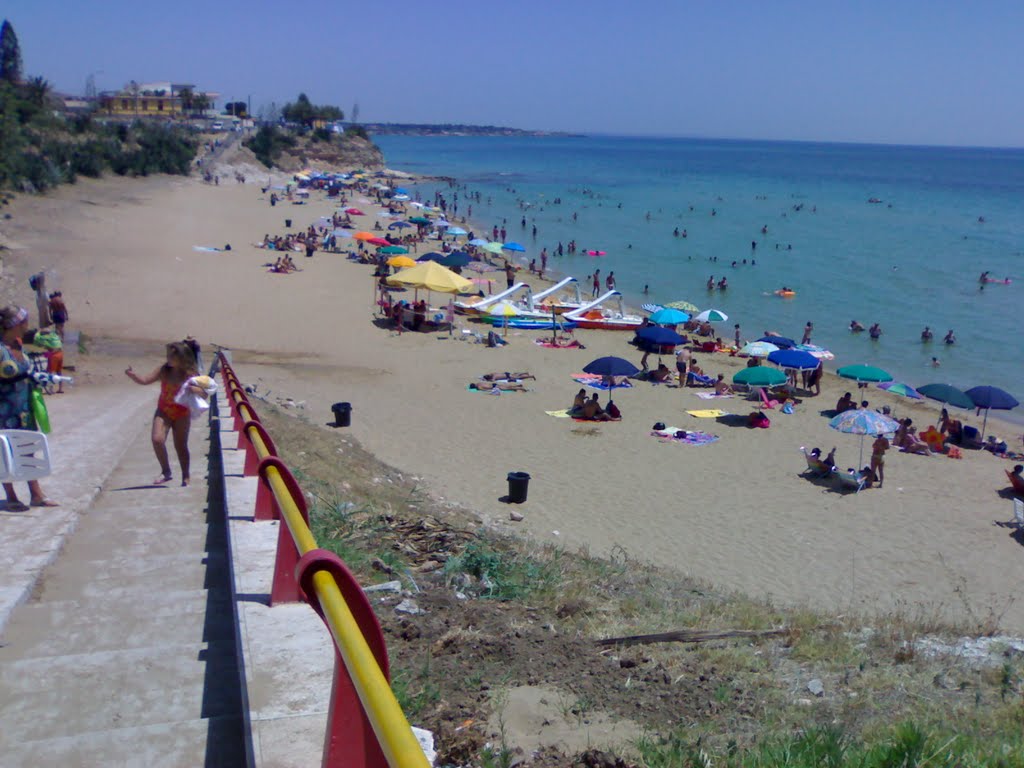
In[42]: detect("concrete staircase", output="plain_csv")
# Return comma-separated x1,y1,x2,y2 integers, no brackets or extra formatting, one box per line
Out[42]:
0,403,247,766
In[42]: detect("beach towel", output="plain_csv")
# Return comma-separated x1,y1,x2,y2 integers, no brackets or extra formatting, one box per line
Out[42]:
174,375,218,417
695,392,733,400
545,409,572,418
650,427,719,446
572,373,633,390
686,409,729,418
686,371,715,387
535,339,582,349
192,245,224,253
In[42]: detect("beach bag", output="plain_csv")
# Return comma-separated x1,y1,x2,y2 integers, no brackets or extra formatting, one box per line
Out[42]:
30,387,50,433
781,402,794,414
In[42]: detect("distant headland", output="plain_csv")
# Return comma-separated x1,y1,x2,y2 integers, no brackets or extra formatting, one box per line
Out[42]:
361,123,583,138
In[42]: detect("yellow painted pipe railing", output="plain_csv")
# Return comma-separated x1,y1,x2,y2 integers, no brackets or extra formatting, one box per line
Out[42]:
218,354,430,768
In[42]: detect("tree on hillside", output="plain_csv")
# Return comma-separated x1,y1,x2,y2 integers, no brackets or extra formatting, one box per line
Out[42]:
23,76,51,109
177,86,194,113
281,92,344,128
0,20,22,84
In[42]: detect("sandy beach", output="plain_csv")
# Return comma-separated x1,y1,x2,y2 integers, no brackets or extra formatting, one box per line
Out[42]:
3,168,1023,631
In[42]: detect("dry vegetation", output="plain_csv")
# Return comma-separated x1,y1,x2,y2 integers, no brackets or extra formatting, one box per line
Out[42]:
253,401,1024,767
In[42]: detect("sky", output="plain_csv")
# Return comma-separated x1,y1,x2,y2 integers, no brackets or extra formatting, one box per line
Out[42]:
5,0,1023,148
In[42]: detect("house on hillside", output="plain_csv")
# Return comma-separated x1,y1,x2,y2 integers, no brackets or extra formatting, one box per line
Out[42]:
98,82,219,118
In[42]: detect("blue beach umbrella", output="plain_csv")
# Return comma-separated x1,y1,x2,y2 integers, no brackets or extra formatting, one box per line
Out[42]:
583,356,640,378
767,349,819,370
757,336,796,349
649,308,690,325
966,385,1019,442
502,242,527,252
417,251,445,262
635,326,685,347
388,221,413,230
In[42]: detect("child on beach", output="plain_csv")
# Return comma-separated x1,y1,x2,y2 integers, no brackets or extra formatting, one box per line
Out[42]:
124,341,205,486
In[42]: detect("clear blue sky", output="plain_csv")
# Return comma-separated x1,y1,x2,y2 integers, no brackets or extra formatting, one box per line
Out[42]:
6,0,1023,147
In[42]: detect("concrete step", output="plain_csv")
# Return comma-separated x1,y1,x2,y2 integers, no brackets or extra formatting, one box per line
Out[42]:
0,589,232,658
0,643,239,743
0,714,246,768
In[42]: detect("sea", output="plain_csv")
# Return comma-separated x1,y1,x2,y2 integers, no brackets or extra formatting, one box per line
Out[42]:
374,134,1024,415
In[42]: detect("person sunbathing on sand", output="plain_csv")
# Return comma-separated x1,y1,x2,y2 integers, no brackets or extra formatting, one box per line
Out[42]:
894,418,931,455
482,371,536,382
714,373,734,395
650,363,672,383
469,381,527,392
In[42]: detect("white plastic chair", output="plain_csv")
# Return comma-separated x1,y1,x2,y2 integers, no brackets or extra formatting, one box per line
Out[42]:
0,430,51,481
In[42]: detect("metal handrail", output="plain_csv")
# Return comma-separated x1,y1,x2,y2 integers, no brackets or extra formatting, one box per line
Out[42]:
217,353,429,768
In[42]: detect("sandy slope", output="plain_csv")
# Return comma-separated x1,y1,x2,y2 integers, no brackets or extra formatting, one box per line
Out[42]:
3,173,1022,631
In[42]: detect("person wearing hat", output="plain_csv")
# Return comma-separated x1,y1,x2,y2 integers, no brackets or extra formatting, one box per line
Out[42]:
0,304,59,510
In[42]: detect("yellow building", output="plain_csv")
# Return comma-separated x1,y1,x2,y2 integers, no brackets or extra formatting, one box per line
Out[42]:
98,81,218,117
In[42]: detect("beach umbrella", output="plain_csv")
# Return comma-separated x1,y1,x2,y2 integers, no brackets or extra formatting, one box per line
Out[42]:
465,261,492,273
583,356,640,378
829,408,900,468
367,237,391,247
502,242,527,253
636,326,685,347
695,309,728,323
641,303,663,313
445,226,468,236
408,216,431,225
386,255,417,268
488,300,521,336
344,208,365,215
378,245,408,255
439,251,472,268
877,382,922,399
392,194,410,201
966,385,1019,441
733,367,787,387
665,300,700,313
741,341,779,358
468,238,489,246
767,349,819,370
388,221,413,230
837,364,892,384
386,260,474,294
417,251,445,262
353,231,377,241
649,308,690,325
483,242,505,254
757,335,796,349
917,383,975,410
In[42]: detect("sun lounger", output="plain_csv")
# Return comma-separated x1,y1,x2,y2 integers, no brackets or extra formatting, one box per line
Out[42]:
686,371,715,387
835,470,866,493
1013,499,1024,531
801,448,833,478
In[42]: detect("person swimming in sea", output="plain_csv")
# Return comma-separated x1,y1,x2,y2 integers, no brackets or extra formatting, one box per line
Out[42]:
921,326,933,341
850,320,865,333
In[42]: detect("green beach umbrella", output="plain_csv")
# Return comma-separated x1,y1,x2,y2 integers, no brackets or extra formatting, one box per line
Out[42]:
378,245,409,255
837,364,893,383
733,367,787,387
483,242,505,254
665,300,700,313
408,216,431,225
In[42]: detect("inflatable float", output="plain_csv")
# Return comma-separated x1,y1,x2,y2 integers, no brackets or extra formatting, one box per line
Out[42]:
585,250,606,256
984,278,1012,285
774,289,796,298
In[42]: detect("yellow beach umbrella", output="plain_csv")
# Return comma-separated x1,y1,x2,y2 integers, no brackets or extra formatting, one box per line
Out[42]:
386,260,473,294
387,255,417,268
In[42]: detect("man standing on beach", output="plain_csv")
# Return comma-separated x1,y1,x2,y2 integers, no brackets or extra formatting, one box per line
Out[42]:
802,321,813,345
734,324,742,348
505,263,515,289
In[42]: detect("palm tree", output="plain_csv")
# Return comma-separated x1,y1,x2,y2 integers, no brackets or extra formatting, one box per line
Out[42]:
23,75,50,108
177,85,194,115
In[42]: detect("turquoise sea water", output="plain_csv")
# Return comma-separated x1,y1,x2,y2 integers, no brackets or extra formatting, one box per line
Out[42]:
374,135,1024,408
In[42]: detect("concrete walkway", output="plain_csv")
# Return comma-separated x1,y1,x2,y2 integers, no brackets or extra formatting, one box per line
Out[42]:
0,384,247,767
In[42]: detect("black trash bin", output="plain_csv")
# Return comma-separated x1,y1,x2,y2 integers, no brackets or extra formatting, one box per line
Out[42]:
285,218,292,228
331,402,352,428
507,471,530,503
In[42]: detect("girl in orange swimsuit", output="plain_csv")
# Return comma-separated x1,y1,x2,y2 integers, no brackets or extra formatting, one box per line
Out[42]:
125,341,200,486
